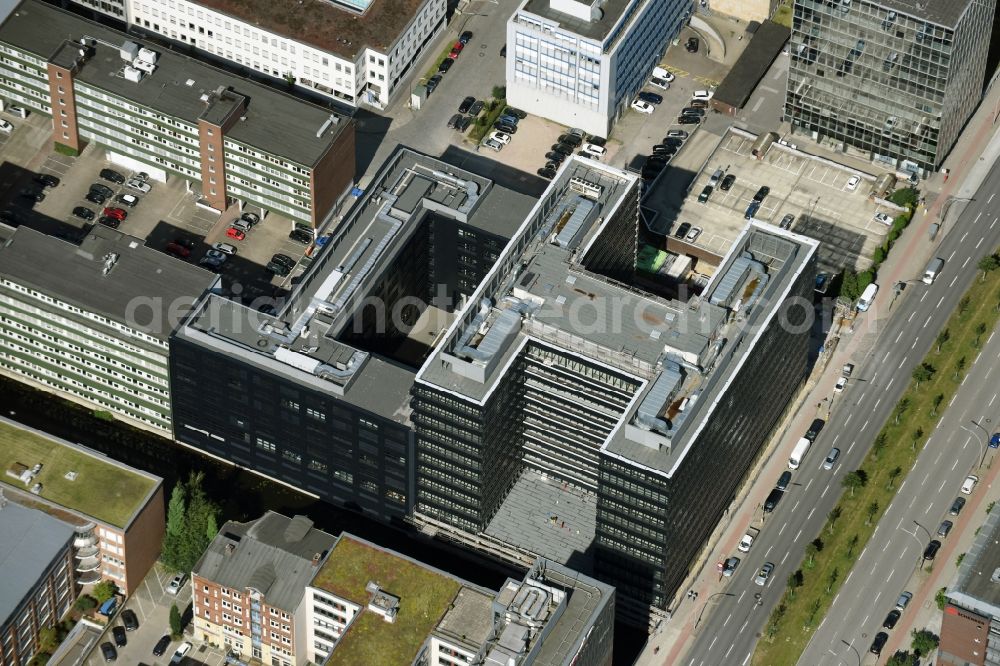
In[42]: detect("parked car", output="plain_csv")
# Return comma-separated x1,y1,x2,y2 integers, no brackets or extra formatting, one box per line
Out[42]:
438,58,454,73
846,175,861,191
869,632,888,656
100,168,125,184
212,243,237,255
823,447,840,470
483,138,504,152
458,96,475,113
494,122,517,134
449,41,464,58
115,193,139,207
468,100,484,116
170,642,191,665
651,144,677,156
447,113,462,129
689,99,709,109
203,249,228,265
691,90,714,101
650,77,670,89
270,254,296,269
631,99,654,114
754,562,774,586
923,539,941,561
0,119,12,133
460,30,474,44
896,591,913,611
559,133,583,147
125,178,151,193
537,167,557,179
722,556,740,577
90,183,114,198
674,222,691,239
744,201,760,219
719,174,736,191
780,213,795,230
490,131,512,145
874,212,892,225
226,226,246,241
753,186,770,202
637,91,663,105
103,207,127,220
676,115,701,125
98,216,120,229
497,114,520,126
503,107,527,119
425,74,442,94
950,497,966,515
266,260,291,276
962,474,979,494
686,37,699,52
86,191,107,205
165,242,191,258
100,641,117,662
112,626,127,647
552,143,574,156
776,470,792,491
990,432,1000,448
20,189,44,203
685,226,702,242
834,376,848,392
938,520,953,537
680,107,705,117
456,116,472,132
153,635,171,657
582,143,606,158
805,418,825,442
289,228,313,245
34,173,59,188
666,129,689,139
882,609,900,629
240,212,260,225
545,151,566,164
73,206,95,221
166,572,186,595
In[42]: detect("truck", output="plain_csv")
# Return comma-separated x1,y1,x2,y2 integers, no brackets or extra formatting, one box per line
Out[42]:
738,527,760,552
788,437,811,469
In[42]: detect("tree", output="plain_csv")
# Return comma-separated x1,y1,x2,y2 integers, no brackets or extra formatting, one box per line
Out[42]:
935,587,947,611
162,472,222,573
840,270,860,301
954,356,967,381
978,254,1000,282
162,482,187,570
37,626,58,654
975,322,988,348
888,187,919,207
959,295,972,316
767,603,786,637
92,581,117,604
206,512,219,544
931,393,944,417
827,506,842,534
866,501,880,526
935,328,950,353
787,570,804,600
894,397,910,425
873,245,887,266
74,594,97,612
887,465,903,489
842,470,865,497
911,363,935,389
847,534,859,557
804,540,820,568
491,85,506,100
872,433,888,460
910,628,939,656
887,652,915,666
826,567,839,593
912,426,924,451
169,603,183,639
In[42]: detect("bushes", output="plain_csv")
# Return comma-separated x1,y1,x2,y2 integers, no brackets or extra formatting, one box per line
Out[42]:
889,187,919,207
74,595,97,612
92,581,117,604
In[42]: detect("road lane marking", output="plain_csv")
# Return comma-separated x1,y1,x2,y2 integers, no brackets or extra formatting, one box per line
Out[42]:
908,312,916,322
793,501,800,512
993,218,998,229
964,256,971,268
920,291,928,302
948,250,956,261
923,471,930,483
845,414,853,425
896,331,904,343
883,351,891,362
883,541,890,552
953,458,960,469
832,435,841,445
805,478,813,492
765,545,773,557
977,236,985,248
725,644,735,660
845,571,853,584
912,338,918,349
871,371,879,382
874,398,881,409
724,613,733,627
710,637,718,650
924,315,932,328
738,590,746,603
990,194,995,203
989,331,996,345
937,296,945,308
927,502,934,514
860,420,869,432
886,377,895,390
991,393,997,407
779,522,787,535
821,483,829,498
808,507,815,519
961,232,969,242
781,551,789,564
847,441,855,454
794,529,802,542
859,391,867,402
742,652,751,666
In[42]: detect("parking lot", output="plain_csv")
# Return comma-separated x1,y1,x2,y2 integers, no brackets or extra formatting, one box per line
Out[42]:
667,128,905,272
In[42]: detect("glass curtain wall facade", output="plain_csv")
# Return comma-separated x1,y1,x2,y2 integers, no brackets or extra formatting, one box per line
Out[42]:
785,0,994,171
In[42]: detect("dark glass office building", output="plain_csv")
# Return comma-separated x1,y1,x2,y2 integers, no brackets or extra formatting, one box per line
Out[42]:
785,0,995,172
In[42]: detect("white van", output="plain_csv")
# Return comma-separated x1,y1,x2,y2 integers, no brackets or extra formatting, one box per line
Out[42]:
922,257,944,284
856,282,878,312
788,437,811,469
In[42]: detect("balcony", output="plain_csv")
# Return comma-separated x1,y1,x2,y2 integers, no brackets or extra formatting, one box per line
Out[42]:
77,570,102,585
74,533,96,549
75,545,99,559
76,556,100,573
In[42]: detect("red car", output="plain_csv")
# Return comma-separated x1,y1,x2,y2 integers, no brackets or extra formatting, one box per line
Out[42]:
449,41,463,58
225,226,246,240
103,207,127,220
164,242,191,258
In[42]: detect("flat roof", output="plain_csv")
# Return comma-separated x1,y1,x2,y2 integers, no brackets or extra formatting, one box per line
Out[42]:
313,535,464,666
0,501,75,623
0,418,161,529
193,512,337,613
193,0,430,60
0,225,216,344
0,0,351,167
879,0,973,28
519,0,636,43
713,20,788,109
177,149,534,419
948,503,1000,615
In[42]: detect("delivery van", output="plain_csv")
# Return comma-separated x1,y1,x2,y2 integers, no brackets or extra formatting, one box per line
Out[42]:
856,282,878,312
788,437,811,469
922,257,944,284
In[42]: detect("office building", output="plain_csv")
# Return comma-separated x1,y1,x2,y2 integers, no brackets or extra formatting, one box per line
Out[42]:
124,0,445,109
192,511,614,666
785,0,996,172
505,0,688,137
940,503,1000,666
0,418,165,596
0,0,356,226
413,156,819,624
168,150,535,522
0,501,76,666
0,225,217,433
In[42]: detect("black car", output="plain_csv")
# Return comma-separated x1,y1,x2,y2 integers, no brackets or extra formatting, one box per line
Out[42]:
504,107,527,119
266,260,291,276
90,183,114,198
689,99,709,109
676,115,701,125
869,632,888,656
495,122,517,134
744,201,760,219
100,168,125,184
882,610,900,630
86,191,107,205
552,143,574,156
121,609,139,631
20,189,44,203
763,487,783,513
289,228,313,245
640,166,662,181
73,206,95,221
537,167,557,179
680,107,705,117
438,58,454,73
587,135,607,147
805,418,825,442
666,129,690,139
645,156,668,167
458,96,475,113
426,74,442,94
686,37,699,53
100,641,117,662
241,212,260,225
152,635,171,657
468,100,484,116
638,91,663,105
456,116,472,131
776,471,792,491
0,209,17,224
34,173,60,188
460,30,473,45
674,222,691,239
447,113,462,129
753,186,770,202
651,144,677,155
780,213,795,230
559,134,583,147
271,254,296,269
112,626,127,647
923,539,941,561
98,216,121,229
720,174,736,191
938,520,953,537
544,161,560,171
545,151,566,164
662,137,685,148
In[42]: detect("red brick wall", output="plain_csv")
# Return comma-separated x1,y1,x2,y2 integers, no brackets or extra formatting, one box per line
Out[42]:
121,483,165,595
939,604,989,666
309,119,356,227
46,63,81,152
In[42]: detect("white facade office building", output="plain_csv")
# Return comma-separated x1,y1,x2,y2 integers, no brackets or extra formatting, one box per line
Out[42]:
124,0,446,109
506,0,688,137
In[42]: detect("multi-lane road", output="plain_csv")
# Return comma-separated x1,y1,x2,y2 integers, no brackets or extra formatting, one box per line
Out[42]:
683,158,1000,666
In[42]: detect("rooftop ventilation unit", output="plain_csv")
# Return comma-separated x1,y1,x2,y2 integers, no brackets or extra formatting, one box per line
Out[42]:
568,176,602,200
101,252,119,275
119,40,139,62
136,47,158,65
123,66,143,83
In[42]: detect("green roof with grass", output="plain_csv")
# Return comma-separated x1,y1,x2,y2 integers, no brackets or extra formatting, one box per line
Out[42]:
313,536,463,666
0,420,158,528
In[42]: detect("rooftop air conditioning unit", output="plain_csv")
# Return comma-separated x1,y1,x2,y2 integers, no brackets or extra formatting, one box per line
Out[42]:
569,176,602,199
123,66,143,83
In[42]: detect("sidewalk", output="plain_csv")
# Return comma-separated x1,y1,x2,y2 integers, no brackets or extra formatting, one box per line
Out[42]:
638,80,1000,666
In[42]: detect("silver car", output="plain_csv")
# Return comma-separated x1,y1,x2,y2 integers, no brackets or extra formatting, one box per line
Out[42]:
754,562,774,586
823,447,840,470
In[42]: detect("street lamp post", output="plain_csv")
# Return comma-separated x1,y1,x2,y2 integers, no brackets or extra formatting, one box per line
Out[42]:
902,524,925,569
840,639,861,666
960,421,990,469
695,592,735,629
